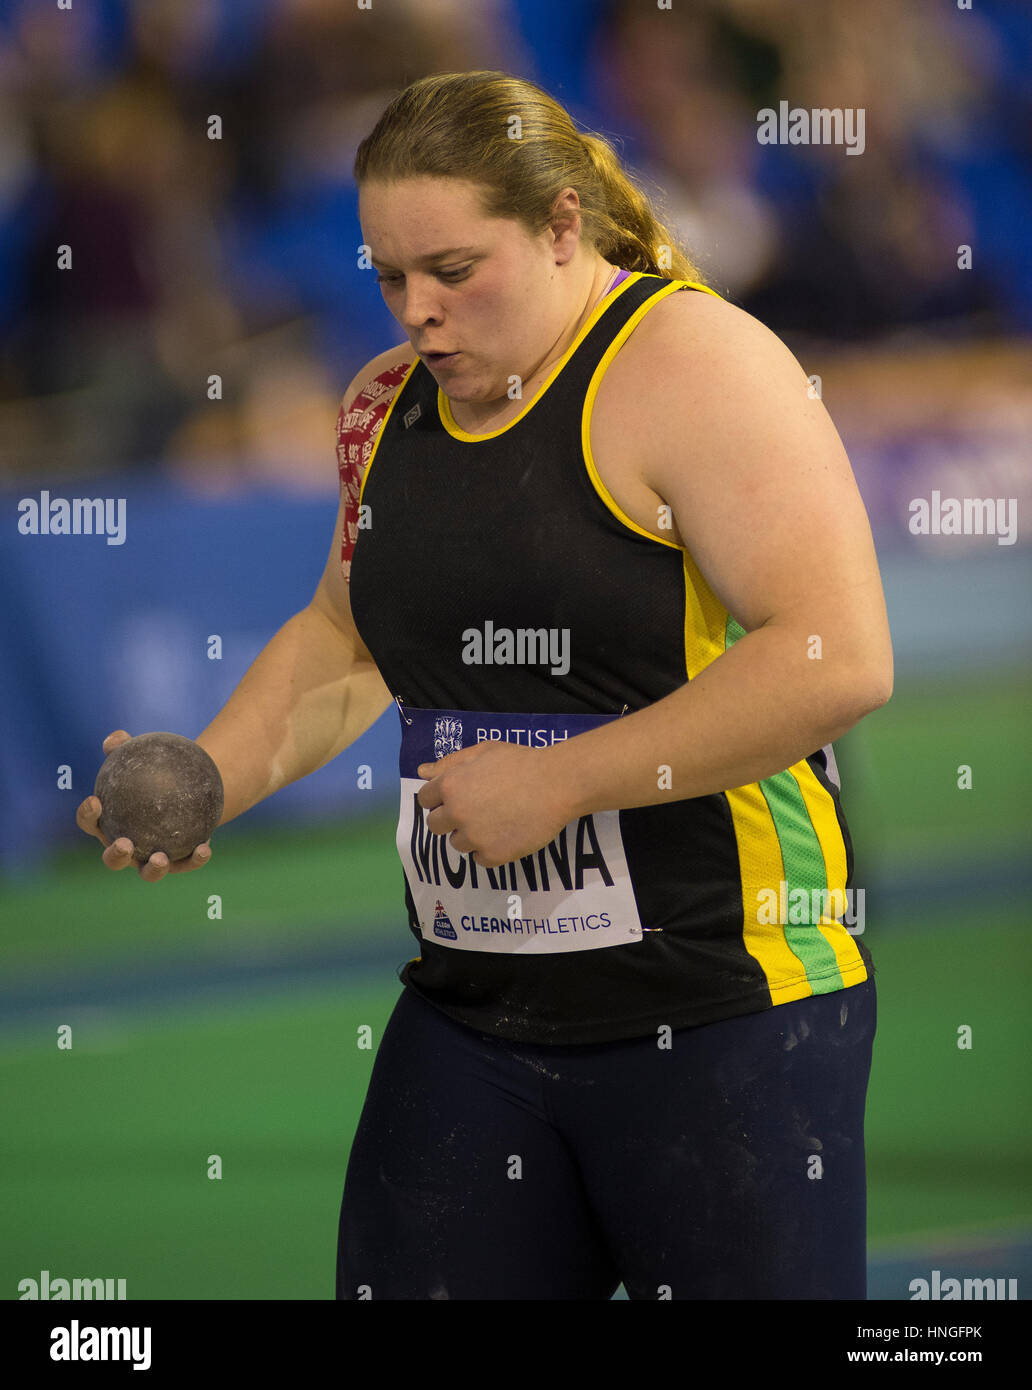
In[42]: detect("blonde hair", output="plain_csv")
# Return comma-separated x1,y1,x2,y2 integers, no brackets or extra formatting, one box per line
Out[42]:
354,70,705,283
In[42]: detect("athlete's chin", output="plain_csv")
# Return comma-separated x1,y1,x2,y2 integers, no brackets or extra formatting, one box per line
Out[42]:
435,370,485,400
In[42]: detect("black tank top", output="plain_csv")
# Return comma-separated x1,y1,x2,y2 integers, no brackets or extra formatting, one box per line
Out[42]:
350,271,872,1044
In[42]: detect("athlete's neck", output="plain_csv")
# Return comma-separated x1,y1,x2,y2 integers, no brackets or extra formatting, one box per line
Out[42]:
448,259,620,433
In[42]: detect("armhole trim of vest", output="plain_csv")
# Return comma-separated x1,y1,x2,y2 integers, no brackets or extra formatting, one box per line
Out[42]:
357,358,421,511
580,278,723,552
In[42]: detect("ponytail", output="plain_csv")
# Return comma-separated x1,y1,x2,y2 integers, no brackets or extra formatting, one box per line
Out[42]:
578,131,704,281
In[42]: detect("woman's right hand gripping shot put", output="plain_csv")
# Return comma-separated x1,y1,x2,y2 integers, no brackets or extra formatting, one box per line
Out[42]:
77,730,216,882
74,394,398,885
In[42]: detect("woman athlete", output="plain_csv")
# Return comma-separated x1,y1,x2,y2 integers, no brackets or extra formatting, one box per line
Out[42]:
78,71,893,1301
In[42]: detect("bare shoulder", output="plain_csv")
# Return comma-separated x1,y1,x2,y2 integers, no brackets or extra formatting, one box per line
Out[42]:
627,285,812,397
613,284,832,483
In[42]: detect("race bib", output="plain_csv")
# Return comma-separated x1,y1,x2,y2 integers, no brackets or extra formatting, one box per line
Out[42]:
396,705,644,954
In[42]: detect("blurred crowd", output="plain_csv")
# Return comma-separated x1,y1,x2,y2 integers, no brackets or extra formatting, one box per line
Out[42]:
0,0,1028,490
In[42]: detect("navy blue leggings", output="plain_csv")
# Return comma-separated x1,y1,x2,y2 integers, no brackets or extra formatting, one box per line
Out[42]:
336,976,876,1300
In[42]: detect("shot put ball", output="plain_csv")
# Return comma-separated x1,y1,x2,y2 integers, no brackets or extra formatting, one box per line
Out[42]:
94,732,224,863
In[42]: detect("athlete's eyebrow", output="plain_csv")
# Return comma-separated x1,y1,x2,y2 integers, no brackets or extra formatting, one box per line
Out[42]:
369,247,479,269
